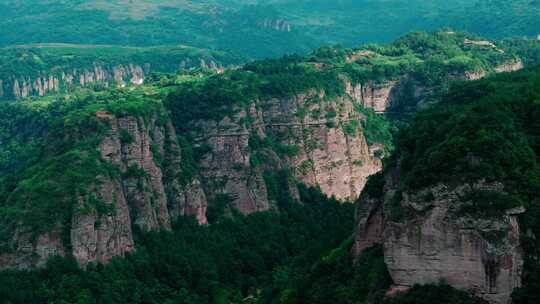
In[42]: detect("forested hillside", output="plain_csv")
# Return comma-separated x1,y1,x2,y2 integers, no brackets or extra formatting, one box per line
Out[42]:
0,30,538,303
0,0,538,59
0,44,243,100
1,1,540,303
0,31,540,304
351,66,540,304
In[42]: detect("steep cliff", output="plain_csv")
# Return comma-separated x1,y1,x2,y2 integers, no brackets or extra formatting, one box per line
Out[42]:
0,31,532,271
0,45,241,100
0,99,210,267
353,68,540,303
0,79,386,267
192,89,383,210
354,174,524,304
384,184,523,304
6,64,146,99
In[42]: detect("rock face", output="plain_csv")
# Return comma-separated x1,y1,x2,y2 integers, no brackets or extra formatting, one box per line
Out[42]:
1,84,385,268
70,179,135,267
354,174,524,304
0,58,224,100
0,227,66,269
259,18,292,32
2,64,147,100
192,88,384,208
0,110,208,268
196,111,273,214
465,70,487,80
344,77,426,113
495,60,524,73
464,39,497,48
266,91,381,201
342,60,524,114
97,113,173,231
94,112,211,228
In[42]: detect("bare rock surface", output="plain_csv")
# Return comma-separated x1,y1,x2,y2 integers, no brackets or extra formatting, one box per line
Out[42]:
354,176,524,304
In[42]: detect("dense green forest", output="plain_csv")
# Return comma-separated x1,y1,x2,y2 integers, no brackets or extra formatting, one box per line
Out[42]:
0,1,313,59
2,33,538,304
0,0,538,58
0,185,357,304
0,179,484,304
4,30,533,102
0,0,539,297
0,45,243,80
163,29,532,132
248,65,540,304
366,66,540,303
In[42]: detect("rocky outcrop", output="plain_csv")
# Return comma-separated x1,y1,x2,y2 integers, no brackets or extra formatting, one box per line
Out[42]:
70,179,135,267
464,39,497,48
191,89,383,208
262,91,381,201
97,114,172,231
0,110,209,268
464,70,487,80
96,111,211,229
465,60,523,81
196,111,273,214
259,18,292,32
1,58,224,100
354,174,524,304
495,60,524,73
341,55,524,114
344,77,426,113
353,196,385,256
0,226,66,269
2,64,146,99
0,80,386,268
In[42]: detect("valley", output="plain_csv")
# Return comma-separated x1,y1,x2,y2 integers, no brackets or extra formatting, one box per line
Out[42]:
0,1,539,303
0,30,538,303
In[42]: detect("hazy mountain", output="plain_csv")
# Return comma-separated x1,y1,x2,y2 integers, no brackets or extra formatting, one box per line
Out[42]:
0,0,538,58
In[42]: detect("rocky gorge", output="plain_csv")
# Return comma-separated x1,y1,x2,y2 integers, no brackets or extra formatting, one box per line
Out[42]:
0,31,537,304
352,65,540,304
0,79,387,268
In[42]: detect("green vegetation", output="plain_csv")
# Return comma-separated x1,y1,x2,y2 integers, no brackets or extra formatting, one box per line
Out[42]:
1,30,519,238
164,30,521,161
396,67,540,199
260,242,392,304
0,1,313,59
364,66,540,302
501,38,540,66
0,185,357,304
342,31,520,87
166,54,348,132
0,86,165,236
354,106,397,153
0,45,243,100
0,45,233,77
3,167,481,304
0,1,538,59
385,283,487,304
259,239,485,304
0,25,538,304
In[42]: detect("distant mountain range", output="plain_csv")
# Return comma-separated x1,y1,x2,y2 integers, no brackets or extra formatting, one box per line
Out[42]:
0,0,538,58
